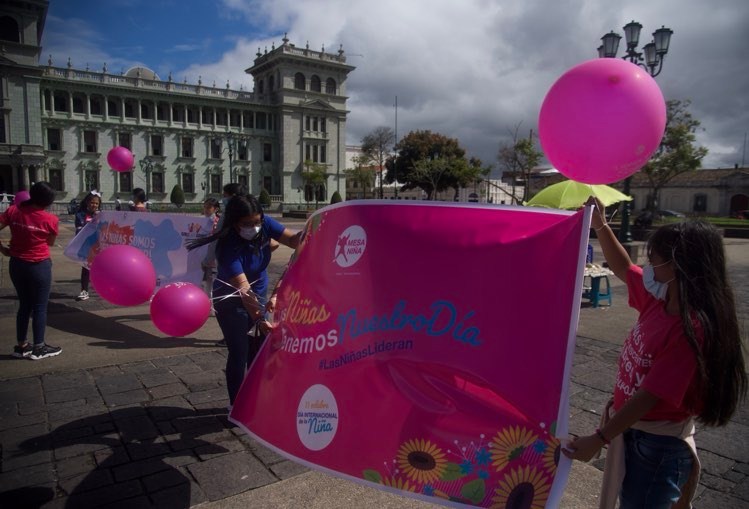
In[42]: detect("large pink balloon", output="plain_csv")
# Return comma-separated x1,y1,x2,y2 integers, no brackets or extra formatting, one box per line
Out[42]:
14,190,30,204
538,58,667,184
107,146,134,172
90,245,156,306
150,282,211,337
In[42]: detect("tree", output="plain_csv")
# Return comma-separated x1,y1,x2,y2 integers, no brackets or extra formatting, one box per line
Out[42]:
258,188,271,208
641,99,708,213
344,155,377,199
361,126,395,199
386,130,468,199
448,157,491,201
330,191,342,204
496,124,543,204
302,159,327,209
169,184,185,208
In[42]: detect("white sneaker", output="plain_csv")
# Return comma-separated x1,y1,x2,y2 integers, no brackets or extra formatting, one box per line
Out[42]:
76,290,89,301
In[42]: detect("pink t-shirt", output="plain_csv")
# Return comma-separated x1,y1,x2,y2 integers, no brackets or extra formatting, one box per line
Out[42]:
0,204,59,262
612,264,703,421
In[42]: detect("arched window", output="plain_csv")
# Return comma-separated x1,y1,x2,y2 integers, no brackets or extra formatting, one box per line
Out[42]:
325,78,336,95
310,75,321,93
294,72,305,90
0,16,20,43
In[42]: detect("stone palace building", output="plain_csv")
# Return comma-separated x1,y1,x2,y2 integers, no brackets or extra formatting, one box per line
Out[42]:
0,0,355,208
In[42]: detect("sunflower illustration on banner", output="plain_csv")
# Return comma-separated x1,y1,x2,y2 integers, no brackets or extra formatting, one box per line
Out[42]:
230,201,590,508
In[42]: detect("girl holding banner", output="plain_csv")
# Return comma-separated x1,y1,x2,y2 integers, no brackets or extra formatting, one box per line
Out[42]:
563,197,747,509
74,191,101,301
187,195,300,406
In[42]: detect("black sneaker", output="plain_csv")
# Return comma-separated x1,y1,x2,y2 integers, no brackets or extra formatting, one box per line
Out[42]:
12,343,33,358
29,344,62,360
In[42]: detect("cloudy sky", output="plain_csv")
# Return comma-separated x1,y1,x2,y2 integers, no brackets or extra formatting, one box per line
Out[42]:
43,0,749,173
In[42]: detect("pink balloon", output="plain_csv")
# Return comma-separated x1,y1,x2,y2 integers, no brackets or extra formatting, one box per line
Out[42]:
150,282,211,337
90,245,156,306
14,190,30,203
107,146,134,172
538,58,667,184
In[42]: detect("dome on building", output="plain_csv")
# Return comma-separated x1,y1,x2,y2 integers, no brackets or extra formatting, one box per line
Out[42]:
124,66,160,81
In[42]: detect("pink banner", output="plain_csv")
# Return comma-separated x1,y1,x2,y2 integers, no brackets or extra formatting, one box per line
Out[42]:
231,202,590,508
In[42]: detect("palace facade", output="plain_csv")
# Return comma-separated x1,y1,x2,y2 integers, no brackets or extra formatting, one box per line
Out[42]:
0,0,354,207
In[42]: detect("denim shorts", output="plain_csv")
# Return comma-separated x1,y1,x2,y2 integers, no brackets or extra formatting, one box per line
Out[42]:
620,429,695,509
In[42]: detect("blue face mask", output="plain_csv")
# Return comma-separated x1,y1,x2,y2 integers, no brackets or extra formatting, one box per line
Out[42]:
221,197,230,209
642,261,673,300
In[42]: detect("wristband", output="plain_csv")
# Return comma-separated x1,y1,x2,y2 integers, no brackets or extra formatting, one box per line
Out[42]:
595,428,610,445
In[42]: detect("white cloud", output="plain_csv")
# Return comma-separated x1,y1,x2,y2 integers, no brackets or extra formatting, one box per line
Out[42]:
46,0,749,170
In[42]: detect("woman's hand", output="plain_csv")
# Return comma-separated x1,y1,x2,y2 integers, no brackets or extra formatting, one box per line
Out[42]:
562,434,604,462
0,241,9,257
256,319,275,335
585,196,607,231
266,294,277,314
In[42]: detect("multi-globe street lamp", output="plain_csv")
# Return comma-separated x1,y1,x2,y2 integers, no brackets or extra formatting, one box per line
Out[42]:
138,157,153,198
598,21,673,243
215,133,247,185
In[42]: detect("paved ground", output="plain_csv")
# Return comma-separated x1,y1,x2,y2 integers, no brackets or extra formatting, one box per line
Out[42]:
0,214,747,508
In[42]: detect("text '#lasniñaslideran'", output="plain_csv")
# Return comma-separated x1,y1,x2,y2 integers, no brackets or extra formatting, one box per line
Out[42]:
276,297,482,355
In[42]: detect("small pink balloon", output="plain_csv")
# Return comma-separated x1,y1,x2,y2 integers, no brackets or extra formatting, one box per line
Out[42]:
150,282,211,337
90,245,156,306
538,58,667,184
107,146,134,172
14,190,30,203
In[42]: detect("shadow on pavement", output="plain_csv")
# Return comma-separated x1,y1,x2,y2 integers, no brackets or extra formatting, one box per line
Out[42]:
15,406,229,508
44,301,218,350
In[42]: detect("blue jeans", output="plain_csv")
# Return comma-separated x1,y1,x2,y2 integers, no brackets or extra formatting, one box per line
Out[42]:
9,257,52,346
214,294,266,405
620,429,695,509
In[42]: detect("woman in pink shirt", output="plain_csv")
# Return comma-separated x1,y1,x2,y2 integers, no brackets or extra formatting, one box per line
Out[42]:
563,197,746,508
0,182,62,360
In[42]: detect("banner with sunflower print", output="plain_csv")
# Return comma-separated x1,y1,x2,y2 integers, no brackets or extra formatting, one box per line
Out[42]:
230,201,592,508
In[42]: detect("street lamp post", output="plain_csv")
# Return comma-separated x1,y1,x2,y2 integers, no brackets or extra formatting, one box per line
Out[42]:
138,157,153,198
598,21,673,243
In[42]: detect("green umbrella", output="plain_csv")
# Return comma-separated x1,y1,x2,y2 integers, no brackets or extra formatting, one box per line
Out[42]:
525,179,633,209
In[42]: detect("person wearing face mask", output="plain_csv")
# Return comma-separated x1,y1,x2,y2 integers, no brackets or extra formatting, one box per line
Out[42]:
186,194,300,407
563,197,747,509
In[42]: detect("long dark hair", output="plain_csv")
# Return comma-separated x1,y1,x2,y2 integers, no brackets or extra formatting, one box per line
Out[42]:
186,194,264,251
23,181,56,208
648,220,747,426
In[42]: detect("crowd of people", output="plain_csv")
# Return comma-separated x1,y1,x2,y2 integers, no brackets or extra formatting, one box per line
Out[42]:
1,184,746,507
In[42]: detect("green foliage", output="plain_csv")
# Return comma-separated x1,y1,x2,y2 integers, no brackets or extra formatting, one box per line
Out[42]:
302,159,328,207
330,191,342,203
387,130,480,199
642,99,708,212
344,154,377,198
169,184,185,208
258,187,271,207
497,125,543,203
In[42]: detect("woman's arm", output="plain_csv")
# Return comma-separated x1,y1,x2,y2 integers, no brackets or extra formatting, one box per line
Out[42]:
587,196,633,283
277,228,301,249
562,389,659,462
46,234,58,247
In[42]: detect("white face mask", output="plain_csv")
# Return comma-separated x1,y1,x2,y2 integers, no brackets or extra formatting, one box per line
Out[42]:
642,262,673,301
239,225,261,241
